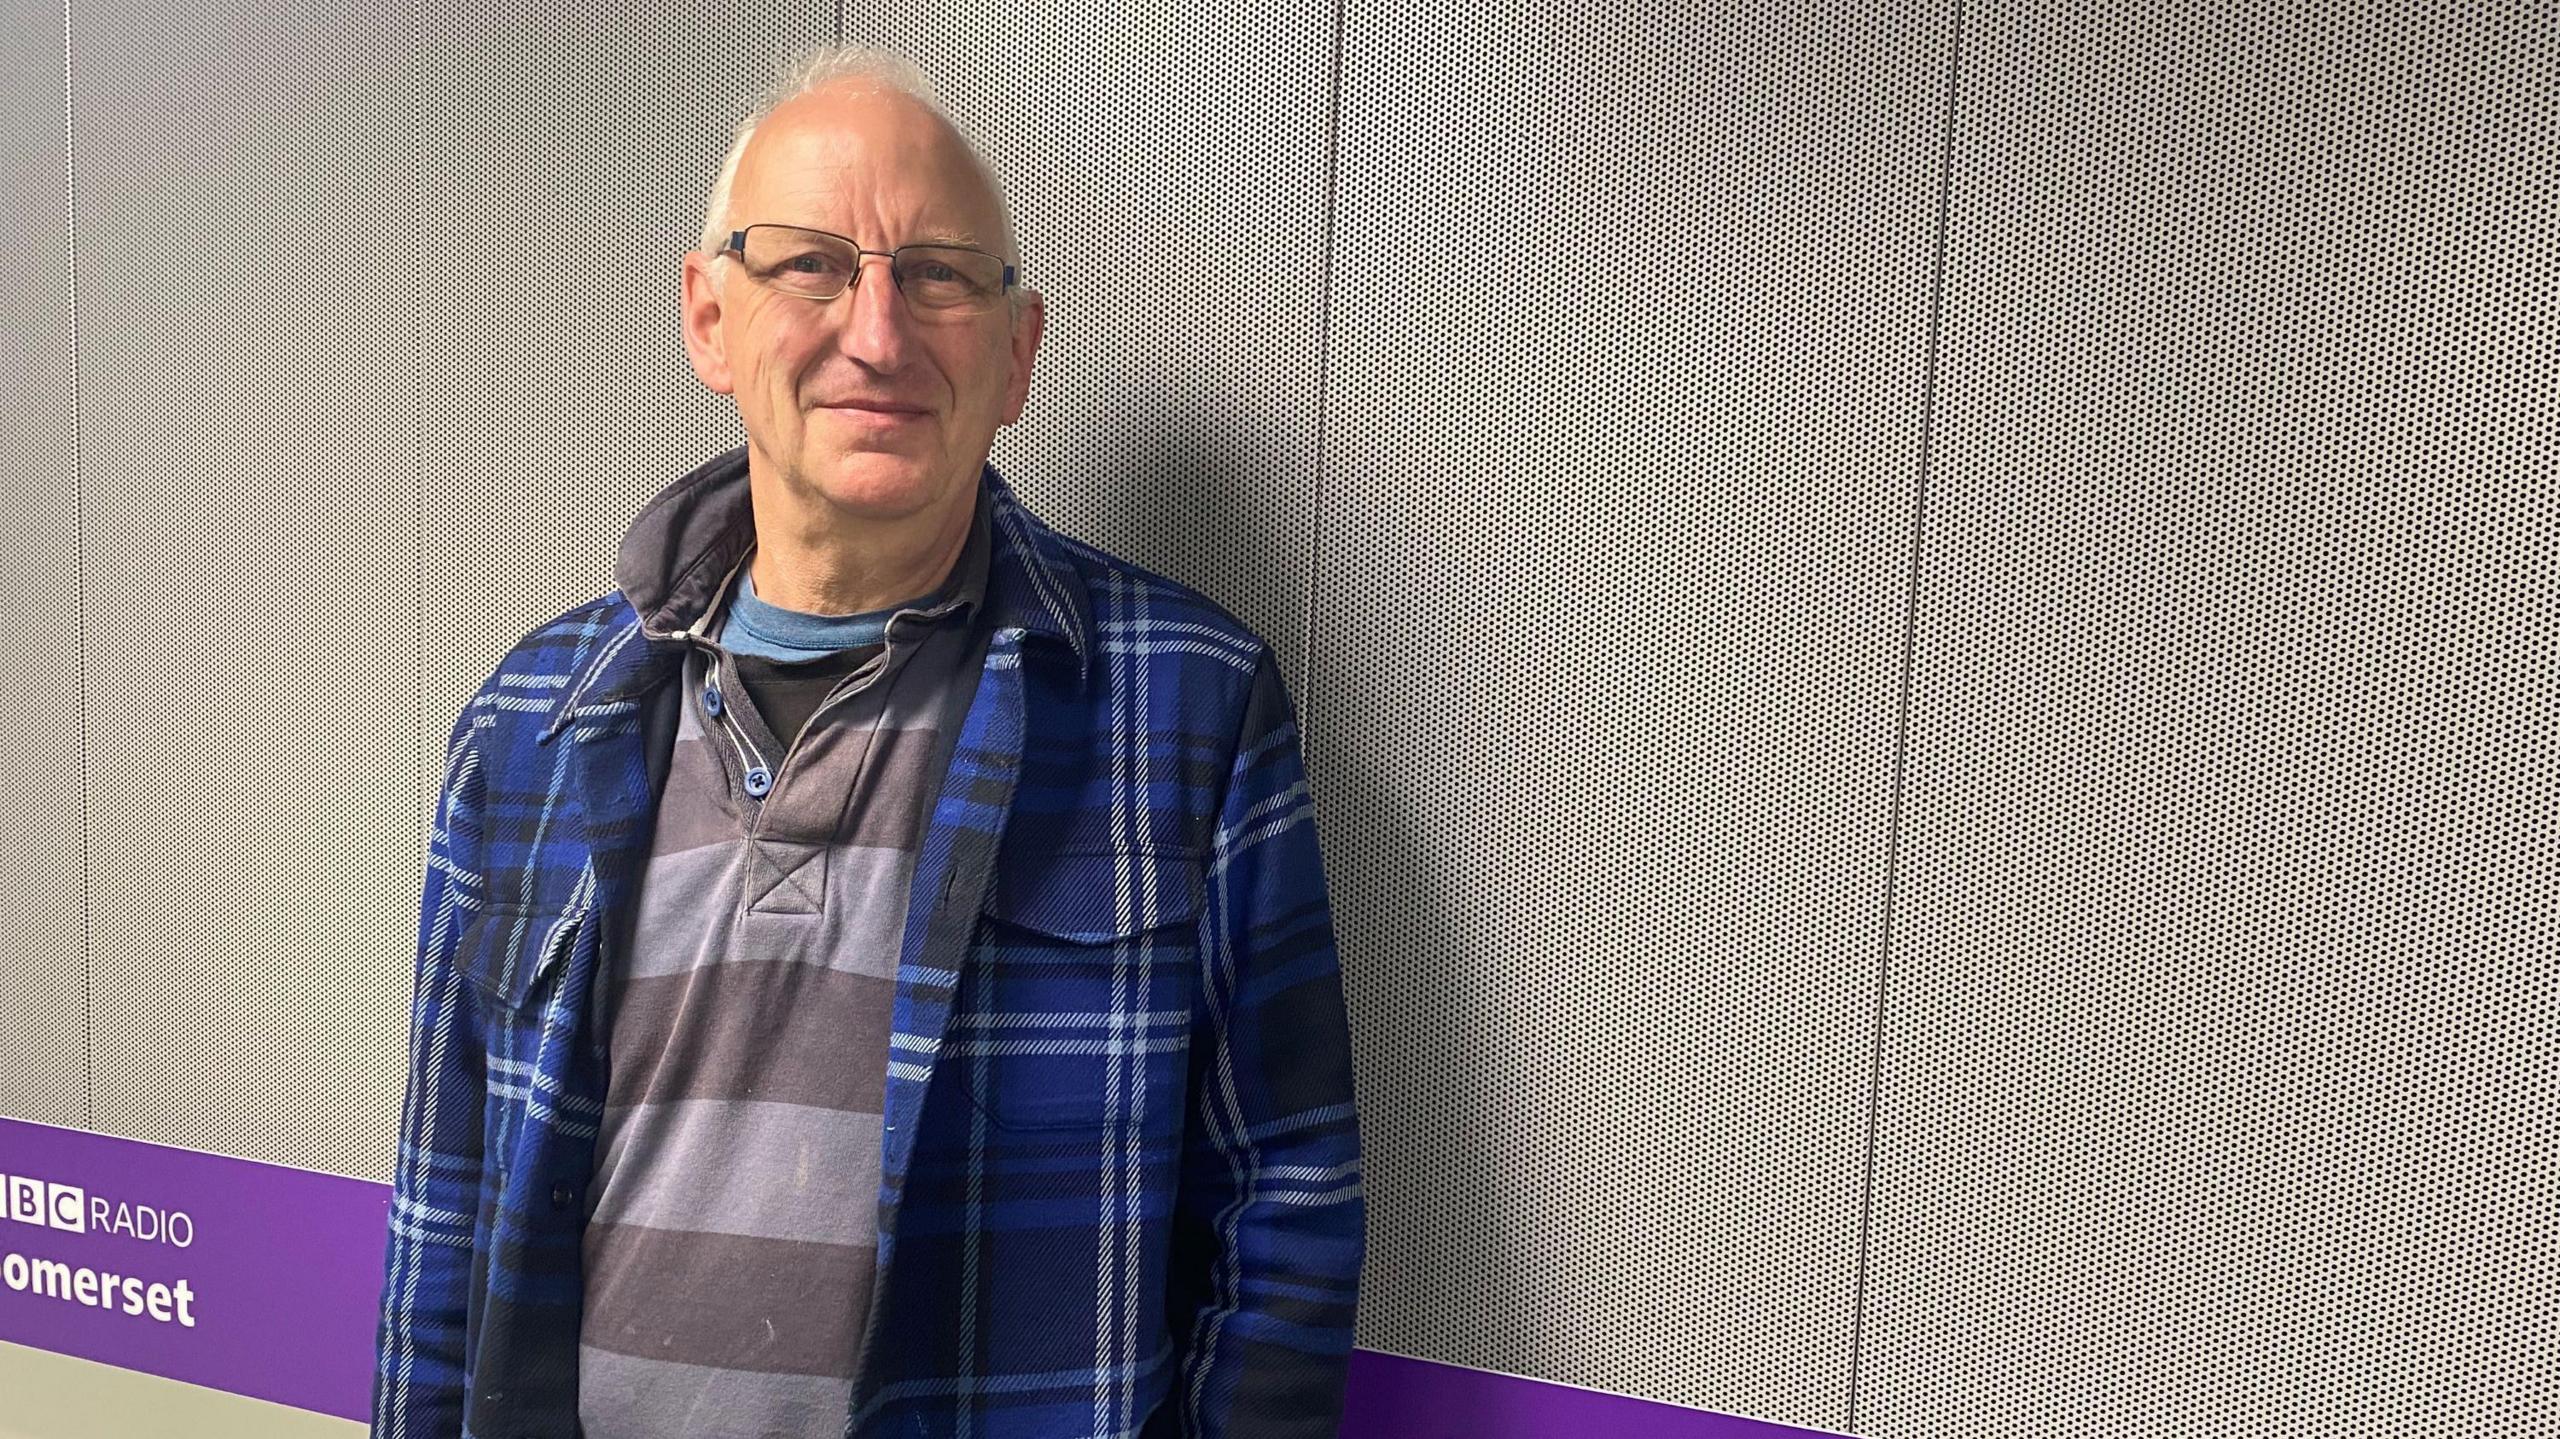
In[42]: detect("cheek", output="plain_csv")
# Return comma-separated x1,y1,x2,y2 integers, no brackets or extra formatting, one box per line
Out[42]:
734,320,812,405
751,353,814,422
949,336,1016,416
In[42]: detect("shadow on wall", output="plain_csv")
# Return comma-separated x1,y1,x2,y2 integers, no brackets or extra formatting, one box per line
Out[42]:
1079,403,1504,1364
1074,405,1295,608
1316,718,1480,1359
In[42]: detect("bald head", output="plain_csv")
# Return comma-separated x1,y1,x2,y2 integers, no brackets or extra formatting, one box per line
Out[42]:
732,83,1010,262
700,53,1019,288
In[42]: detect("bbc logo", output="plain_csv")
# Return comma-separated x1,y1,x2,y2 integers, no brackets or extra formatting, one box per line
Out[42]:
1,1174,86,1234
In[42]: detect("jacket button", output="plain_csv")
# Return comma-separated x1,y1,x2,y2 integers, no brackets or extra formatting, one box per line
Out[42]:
551,1184,574,1209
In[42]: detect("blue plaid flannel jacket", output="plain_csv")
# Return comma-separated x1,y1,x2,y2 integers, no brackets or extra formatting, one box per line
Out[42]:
372,450,1365,1438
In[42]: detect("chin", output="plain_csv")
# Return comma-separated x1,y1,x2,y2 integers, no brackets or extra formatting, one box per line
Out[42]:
800,450,950,517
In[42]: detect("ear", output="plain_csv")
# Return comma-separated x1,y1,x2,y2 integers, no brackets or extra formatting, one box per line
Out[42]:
998,288,1045,425
682,251,736,396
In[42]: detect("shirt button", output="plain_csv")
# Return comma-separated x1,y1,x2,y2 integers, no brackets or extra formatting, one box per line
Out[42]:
744,766,771,798
702,684,723,717
551,1184,574,1209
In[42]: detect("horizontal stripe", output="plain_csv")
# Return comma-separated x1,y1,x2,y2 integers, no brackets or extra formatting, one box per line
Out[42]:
579,1339,856,1437
602,960,898,1111
486,1054,603,1115
949,1036,1190,1057
609,842,909,983
580,1222,875,1377
587,1098,883,1246
950,1008,1193,1029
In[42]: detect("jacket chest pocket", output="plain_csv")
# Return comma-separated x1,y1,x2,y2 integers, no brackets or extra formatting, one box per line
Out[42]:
456,902,586,1166
458,904,584,1013
961,847,1203,1132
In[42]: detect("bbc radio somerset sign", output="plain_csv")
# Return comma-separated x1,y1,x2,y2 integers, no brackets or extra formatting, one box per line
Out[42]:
0,1115,388,1421
3,1167,201,1327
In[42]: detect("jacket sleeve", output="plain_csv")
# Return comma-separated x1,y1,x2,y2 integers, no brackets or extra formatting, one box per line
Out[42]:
371,706,489,1437
1158,648,1368,1438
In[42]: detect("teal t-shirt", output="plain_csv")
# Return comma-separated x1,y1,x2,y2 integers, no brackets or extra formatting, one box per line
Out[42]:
714,558,947,749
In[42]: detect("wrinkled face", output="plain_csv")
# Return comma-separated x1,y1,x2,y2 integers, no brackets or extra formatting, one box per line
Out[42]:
682,85,1041,528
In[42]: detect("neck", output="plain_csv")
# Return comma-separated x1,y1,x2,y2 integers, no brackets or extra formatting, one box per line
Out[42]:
743,464,973,617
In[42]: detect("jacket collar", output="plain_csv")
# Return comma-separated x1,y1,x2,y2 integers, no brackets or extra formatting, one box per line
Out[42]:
539,445,1089,745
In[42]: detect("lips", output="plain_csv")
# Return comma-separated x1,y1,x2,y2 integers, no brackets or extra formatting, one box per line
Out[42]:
817,399,929,416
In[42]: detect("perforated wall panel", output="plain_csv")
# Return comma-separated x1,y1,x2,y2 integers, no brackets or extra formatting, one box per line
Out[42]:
1863,4,2560,1435
1318,0,1954,1426
0,0,84,1132
64,0,424,1176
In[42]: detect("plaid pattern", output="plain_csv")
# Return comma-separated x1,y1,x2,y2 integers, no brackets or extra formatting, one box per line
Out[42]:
373,458,1366,1438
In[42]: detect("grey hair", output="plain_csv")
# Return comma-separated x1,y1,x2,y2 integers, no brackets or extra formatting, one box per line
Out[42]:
697,43,1021,304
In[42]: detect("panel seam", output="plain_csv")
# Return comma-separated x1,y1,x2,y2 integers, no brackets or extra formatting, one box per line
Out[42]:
67,0,89,1131
417,0,432,989
1849,0,1966,1429
1301,0,1347,749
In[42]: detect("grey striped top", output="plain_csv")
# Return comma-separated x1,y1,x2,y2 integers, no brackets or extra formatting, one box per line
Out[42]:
576,487,992,1437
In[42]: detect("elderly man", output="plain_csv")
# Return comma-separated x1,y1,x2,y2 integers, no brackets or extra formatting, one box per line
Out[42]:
372,45,1365,1439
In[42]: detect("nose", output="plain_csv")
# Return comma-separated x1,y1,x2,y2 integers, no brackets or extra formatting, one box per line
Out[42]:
832,252,917,372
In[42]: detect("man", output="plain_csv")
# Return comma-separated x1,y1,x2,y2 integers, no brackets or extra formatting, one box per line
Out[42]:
372,45,1365,1439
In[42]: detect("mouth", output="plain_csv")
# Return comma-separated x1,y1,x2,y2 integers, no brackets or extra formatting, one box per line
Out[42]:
817,399,930,420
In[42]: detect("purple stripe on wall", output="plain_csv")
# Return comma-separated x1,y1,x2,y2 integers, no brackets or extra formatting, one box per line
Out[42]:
1,1117,1851,1435
1344,1350,1849,1438
0,1115,388,1419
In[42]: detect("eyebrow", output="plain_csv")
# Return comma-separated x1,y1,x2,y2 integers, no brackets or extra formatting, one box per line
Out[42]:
759,221,999,254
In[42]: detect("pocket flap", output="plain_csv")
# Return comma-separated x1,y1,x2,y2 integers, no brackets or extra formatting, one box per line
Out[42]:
979,846,1202,942
458,903,585,1012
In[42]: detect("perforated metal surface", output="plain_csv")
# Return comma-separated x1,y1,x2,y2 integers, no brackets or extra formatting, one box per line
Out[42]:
1862,4,2560,1435
10,3,1958,1429
65,0,423,1176
1318,0,1953,1425
0,0,84,1134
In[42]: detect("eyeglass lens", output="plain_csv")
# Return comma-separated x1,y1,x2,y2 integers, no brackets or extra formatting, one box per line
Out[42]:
738,224,1006,309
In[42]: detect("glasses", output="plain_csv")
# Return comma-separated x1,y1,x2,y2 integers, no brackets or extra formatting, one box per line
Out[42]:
716,224,1017,313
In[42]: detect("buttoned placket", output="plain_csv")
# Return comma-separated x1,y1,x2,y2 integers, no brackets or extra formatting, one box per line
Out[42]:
686,572,978,827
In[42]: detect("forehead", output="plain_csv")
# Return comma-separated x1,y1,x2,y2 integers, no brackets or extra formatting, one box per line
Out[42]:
734,86,1000,243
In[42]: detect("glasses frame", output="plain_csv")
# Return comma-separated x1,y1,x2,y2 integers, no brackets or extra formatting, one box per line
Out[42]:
717,224,1019,309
